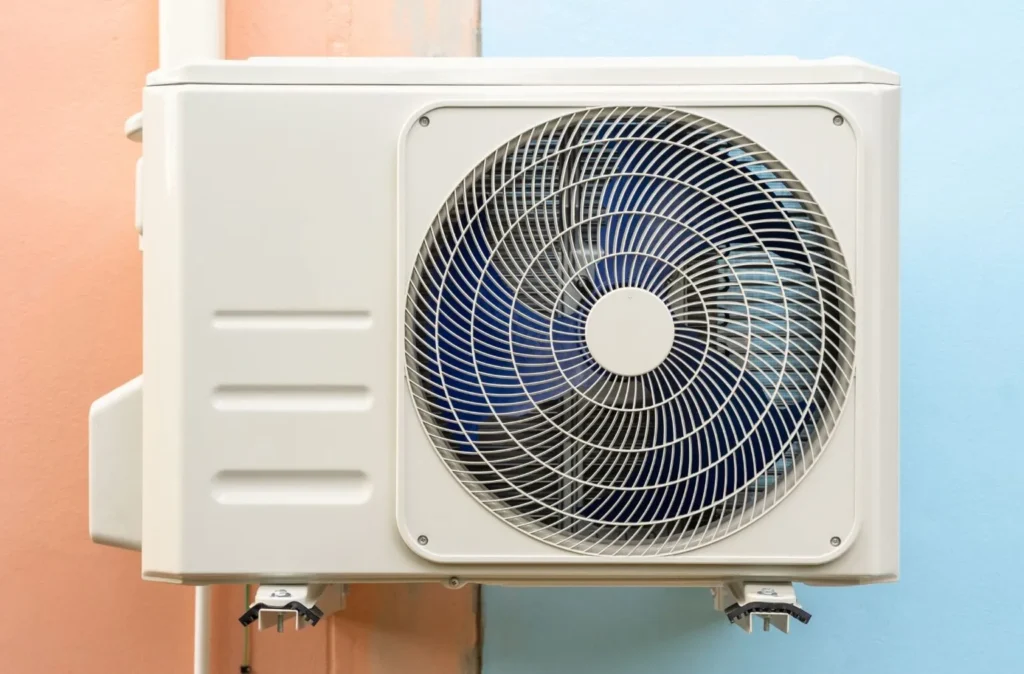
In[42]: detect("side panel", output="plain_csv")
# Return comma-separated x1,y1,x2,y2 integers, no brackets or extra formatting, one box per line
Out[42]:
844,84,900,581
143,84,424,579
142,87,186,575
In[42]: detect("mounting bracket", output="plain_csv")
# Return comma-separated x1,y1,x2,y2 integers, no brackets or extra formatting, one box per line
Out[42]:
712,582,811,633
238,584,347,632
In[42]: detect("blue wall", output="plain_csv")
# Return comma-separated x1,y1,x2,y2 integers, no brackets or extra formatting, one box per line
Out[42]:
481,1,1024,671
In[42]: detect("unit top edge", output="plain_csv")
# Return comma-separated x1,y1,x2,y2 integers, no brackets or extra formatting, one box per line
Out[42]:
145,56,900,87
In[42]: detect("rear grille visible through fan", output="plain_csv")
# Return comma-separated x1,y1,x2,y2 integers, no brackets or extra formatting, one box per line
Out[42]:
404,107,855,556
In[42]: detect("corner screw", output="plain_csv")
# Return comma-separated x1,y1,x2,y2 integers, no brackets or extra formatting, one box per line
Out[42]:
417,535,429,545
418,116,431,127
447,577,461,588
830,536,842,547
832,115,845,126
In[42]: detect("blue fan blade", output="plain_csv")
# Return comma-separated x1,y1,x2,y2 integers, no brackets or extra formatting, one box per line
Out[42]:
418,214,587,448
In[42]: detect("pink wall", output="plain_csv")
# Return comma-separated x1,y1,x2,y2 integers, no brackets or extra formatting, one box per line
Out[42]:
0,1,478,672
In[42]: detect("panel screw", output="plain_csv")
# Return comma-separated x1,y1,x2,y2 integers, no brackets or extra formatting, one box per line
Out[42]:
417,535,429,545
830,536,842,547
832,115,845,126
418,115,431,127
447,577,462,588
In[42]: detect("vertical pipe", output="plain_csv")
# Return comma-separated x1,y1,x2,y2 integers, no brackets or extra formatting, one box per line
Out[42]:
156,4,224,674
194,586,212,674
158,0,225,69
242,584,252,670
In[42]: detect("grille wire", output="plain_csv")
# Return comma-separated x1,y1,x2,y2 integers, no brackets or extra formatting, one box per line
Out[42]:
405,107,855,557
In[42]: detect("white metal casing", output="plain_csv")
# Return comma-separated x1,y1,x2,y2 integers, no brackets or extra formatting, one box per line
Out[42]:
89,376,143,550
127,57,898,584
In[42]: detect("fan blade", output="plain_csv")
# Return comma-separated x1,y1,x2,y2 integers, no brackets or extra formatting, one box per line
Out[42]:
587,133,813,296
576,347,806,530
415,218,589,448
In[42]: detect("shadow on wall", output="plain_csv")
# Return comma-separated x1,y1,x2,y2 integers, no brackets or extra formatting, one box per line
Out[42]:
484,585,901,674
485,587,721,673
211,583,479,674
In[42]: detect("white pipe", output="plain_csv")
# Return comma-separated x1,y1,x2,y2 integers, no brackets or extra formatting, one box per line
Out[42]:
159,0,225,69
154,4,224,673
193,586,212,674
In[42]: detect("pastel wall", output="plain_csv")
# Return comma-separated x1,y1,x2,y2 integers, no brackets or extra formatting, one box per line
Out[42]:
481,1,1024,672
0,2,478,673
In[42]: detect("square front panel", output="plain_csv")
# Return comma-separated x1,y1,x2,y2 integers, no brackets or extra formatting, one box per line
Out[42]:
398,97,860,566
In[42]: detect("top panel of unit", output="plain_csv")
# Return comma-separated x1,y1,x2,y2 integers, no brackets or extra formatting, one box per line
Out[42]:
146,56,899,87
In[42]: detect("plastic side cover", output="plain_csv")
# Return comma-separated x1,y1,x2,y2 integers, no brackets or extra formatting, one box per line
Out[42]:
89,376,142,550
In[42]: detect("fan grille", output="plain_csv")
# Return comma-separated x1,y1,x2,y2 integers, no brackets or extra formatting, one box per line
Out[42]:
405,107,854,557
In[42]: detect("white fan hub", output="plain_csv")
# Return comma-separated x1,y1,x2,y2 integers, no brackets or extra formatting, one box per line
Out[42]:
584,287,675,377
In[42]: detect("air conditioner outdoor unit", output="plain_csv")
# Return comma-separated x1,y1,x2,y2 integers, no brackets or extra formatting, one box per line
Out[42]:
90,57,899,631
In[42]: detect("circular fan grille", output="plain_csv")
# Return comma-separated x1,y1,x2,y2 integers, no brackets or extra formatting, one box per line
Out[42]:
405,107,855,557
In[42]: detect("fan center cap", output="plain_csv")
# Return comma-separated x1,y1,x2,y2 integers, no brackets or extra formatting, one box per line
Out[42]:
584,288,675,377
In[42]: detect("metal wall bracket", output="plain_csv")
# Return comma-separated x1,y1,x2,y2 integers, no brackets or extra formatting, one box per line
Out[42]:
239,584,347,632
712,582,811,633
